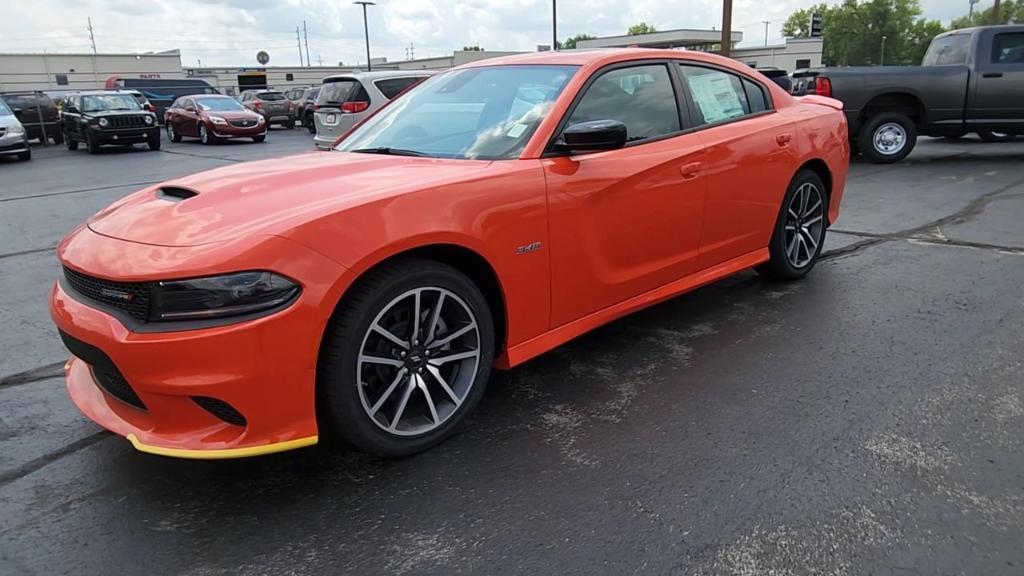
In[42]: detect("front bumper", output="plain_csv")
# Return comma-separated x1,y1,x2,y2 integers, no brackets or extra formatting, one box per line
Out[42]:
209,123,266,138
50,227,350,458
0,135,29,155
92,126,160,144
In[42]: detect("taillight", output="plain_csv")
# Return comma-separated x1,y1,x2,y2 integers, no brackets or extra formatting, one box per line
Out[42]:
313,104,320,112
254,101,263,110
341,101,369,114
815,77,832,98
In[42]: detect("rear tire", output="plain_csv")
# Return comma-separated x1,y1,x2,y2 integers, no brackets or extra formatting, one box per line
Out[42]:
285,119,296,130
756,170,828,281
66,131,78,151
858,112,916,164
318,258,495,457
52,130,64,145
977,131,1017,143
306,113,315,133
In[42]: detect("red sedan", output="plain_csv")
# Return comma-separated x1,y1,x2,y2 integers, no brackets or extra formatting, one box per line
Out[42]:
51,49,848,459
164,95,266,144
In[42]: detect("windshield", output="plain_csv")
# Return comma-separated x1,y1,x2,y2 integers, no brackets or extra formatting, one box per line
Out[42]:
82,94,142,112
197,97,245,111
0,99,10,115
256,92,286,101
336,65,578,160
922,34,971,66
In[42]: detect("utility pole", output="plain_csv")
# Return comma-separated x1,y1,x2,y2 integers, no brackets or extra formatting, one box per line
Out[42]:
354,1,375,71
296,27,304,67
969,0,978,17
87,17,97,54
552,0,558,50
720,0,733,57
318,54,323,66
993,0,1002,23
303,20,311,67
410,42,415,60
763,21,770,47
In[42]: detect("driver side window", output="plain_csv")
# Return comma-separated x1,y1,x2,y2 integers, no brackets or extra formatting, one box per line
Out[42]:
566,64,680,143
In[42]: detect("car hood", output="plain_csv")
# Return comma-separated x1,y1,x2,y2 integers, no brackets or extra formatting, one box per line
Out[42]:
203,110,260,120
87,151,496,247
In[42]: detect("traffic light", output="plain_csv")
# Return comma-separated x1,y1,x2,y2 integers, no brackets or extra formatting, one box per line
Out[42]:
810,13,823,37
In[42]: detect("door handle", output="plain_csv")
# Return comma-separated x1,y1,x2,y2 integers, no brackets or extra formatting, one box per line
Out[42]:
776,133,793,146
982,72,1003,78
680,162,702,180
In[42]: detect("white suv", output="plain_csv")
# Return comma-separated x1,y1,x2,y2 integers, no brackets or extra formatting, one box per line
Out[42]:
0,97,31,161
313,71,432,149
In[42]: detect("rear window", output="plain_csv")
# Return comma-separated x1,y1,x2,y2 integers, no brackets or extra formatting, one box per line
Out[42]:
318,79,369,104
374,76,426,100
256,92,286,101
922,34,971,66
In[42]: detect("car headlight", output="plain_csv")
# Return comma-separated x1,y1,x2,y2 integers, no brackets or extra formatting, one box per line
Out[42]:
151,271,300,321
144,115,154,125
256,116,265,124
9,123,24,135
97,118,109,127
209,116,227,125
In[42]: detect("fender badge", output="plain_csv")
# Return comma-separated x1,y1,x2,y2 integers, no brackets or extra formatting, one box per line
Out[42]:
515,241,542,255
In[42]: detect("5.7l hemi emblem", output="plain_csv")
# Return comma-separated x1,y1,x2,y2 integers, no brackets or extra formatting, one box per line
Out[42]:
100,288,135,303
515,241,542,255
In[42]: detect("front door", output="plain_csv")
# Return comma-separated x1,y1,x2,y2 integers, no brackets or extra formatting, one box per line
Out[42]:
544,63,707,327
970,29,1024,131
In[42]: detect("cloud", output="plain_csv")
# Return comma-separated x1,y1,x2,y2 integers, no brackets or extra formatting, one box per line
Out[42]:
0,0,969,67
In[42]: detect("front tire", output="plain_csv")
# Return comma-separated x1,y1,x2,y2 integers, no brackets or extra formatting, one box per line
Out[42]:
17,148,31,161
199,124,215,145
252,134,266,143
756,170,828,280
318,258,495,457
51,130,64,145
167,123,182,142
86,129,101,154
858,112,917,164
65,131,78,151
305,113,315,133
147,131,161,150
285,119,296,130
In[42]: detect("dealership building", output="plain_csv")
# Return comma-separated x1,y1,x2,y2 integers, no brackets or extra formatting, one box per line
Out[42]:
0,28,823,95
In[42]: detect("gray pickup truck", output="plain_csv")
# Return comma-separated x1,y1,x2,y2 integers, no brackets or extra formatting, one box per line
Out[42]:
792,25,1024,163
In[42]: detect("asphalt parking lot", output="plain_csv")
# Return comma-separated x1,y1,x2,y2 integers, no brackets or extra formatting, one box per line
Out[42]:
1,130,1023,575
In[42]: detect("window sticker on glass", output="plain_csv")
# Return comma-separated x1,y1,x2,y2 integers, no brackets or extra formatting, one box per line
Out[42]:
506,123,528,138
687,71,745,124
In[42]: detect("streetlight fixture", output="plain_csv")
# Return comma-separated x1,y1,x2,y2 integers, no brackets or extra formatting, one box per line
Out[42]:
353,1,375,71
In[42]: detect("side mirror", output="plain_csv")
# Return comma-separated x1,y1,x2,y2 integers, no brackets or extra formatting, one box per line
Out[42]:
561,120,627,153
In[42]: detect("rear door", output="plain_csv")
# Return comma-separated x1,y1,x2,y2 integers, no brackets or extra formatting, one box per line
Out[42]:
676,64,798,269
969,28,1024,130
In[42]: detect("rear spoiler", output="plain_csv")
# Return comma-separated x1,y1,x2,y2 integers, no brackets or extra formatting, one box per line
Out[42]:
796,94,844,110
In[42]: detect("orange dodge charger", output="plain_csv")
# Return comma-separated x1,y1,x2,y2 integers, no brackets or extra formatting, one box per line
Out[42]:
50,49,848,459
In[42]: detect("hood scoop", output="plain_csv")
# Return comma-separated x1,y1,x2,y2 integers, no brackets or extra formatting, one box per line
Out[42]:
156,186,199,202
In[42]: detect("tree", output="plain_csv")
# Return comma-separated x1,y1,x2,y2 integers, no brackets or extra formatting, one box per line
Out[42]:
462,45,483,51
562,33,596,49
627,22,657,35
950,0,1022,27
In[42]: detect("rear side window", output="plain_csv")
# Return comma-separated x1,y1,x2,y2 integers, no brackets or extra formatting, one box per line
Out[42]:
567,64,680,143
922,34,971,66
743,78,768,113
991,32,1024,64
679,66,750,125
374,76,426,100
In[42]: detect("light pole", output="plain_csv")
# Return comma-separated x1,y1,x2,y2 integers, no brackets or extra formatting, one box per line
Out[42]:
880,35,887,66
552,0,558,50
354,1,375,71
763,20,770,47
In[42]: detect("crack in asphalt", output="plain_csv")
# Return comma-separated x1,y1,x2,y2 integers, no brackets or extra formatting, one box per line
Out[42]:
822,174,1024,261
0,245,56,260
0,180,164,204
159,148,245,163
0,362,66,390
0,431,110,487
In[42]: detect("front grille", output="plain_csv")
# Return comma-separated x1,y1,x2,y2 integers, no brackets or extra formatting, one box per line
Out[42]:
93,367,147,410
58,330,147,411
63,266,151,322
192,396,247,426
229,119,257,128
107,115,149,129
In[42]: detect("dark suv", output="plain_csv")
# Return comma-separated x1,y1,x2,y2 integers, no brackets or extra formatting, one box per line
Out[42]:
0,91,63,144
61,91,161,154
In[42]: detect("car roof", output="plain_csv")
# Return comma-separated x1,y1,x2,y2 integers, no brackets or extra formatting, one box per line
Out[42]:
321,70,434,82
459,47,739,69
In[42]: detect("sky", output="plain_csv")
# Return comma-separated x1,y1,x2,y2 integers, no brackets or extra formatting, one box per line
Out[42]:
0,0,977,67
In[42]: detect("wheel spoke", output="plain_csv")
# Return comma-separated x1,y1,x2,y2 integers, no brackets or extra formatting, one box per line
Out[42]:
787,233,799,262
426,292,445,344
799,185,810,214
788,208,800,221
803,199,822,218
803,214,823,227
389,379,415,431
370,368,408,415
417,374,440,424
372,324,409,350
360,354,404,368
410,289,421,342
425,365,462,406
801,226,819,251
796,233,808,264
428,349,479,366
428,323,476,349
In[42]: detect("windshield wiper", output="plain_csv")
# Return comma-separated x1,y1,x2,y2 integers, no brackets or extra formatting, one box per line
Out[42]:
350,147,427,157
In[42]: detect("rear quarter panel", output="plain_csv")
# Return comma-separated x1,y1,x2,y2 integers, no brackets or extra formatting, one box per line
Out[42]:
786,100,849,225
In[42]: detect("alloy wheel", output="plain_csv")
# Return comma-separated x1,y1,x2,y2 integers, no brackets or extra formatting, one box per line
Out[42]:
784,182,825,268
357,287,481,437
200,125,209,144
167,124,175,140
873,122,906,155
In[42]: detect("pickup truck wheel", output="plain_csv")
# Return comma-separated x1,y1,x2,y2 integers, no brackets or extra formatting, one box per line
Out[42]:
977,131,1016,143
52,130,64,145
859,113,916,164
